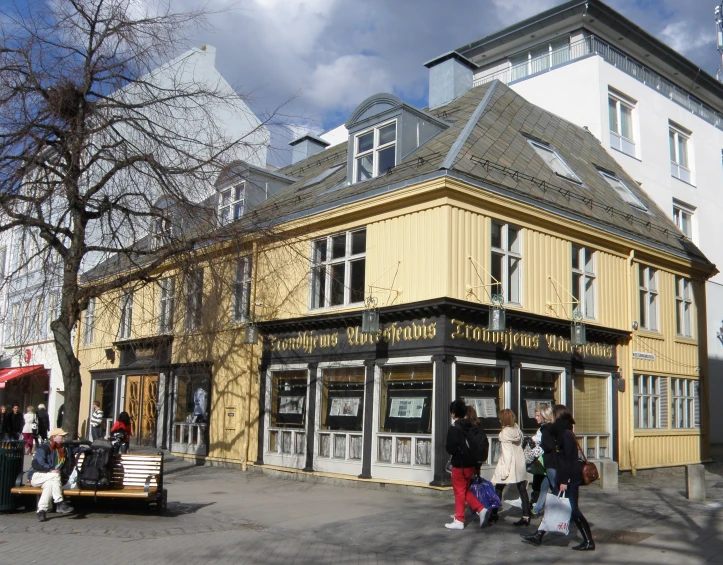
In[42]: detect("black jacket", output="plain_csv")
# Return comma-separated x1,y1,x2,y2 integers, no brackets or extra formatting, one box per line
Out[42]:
445,418,476,468
36,408,50,437
4,412,24,435
551,418,582,486
539,422,557,470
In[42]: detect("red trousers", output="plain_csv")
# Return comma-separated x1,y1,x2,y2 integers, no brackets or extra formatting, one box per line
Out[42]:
451,466,483,522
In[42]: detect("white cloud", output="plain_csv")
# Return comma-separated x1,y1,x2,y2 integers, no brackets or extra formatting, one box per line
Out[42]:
659,21,714,55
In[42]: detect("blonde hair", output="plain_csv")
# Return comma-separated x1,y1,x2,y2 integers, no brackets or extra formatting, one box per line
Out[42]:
26,405,35,413
536,403,553,423
37,403,46,410
498,408,516,428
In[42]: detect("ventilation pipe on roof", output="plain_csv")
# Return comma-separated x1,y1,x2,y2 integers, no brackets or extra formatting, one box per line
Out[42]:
289,135,330,164
424,52,477,109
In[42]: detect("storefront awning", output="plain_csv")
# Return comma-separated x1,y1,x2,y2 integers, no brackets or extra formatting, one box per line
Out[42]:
0,365,49,388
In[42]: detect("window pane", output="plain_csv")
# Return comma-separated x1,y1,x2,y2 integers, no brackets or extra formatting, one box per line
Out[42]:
377,146,395,175
330,263,345,306
221,189,232,206
220,208,229,225
356,154,373,182
378,123,396,145
350,259,365,303
634,394,639,428
508,257,519,302
669,130,676,162
649,294,657,330
620,104,633,139
648,269,656,291
584,276,594,317
608,98,618,133
639,265,645,288
491,253,503,295
331,234,346,259
508,227,520,253
357,132,373,154
642,397,649,428
313,240,327,263
351,230,366,255
678,136,688,168
491,222,502,249
312,266,326,308
639,290,646,328
233,202,243,221
584,250,594,274
572,245,580,271
572,273,581,304
235,184,244,200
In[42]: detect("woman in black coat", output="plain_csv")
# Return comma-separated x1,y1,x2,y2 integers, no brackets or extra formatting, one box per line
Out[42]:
521,404,595,551
36,403,50,442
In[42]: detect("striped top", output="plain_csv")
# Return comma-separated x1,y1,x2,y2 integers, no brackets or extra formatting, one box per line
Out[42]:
90,408,103,427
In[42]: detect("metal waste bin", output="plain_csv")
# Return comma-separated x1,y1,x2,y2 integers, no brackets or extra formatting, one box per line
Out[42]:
0,440,25,511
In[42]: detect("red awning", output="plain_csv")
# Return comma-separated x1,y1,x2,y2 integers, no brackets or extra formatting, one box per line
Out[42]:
0,365,49,388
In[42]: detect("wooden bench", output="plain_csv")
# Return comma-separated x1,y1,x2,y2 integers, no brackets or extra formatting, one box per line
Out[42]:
11,451,167,513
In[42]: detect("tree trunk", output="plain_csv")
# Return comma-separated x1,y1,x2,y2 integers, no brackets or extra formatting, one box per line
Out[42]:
52,318,82,439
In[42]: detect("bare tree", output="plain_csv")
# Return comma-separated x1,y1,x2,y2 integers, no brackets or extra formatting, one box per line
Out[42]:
0,0,275,437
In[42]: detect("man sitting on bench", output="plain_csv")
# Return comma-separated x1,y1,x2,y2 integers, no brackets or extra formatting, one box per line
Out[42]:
30,428,75,522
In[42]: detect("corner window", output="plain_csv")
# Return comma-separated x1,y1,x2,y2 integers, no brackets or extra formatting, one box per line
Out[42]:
599,171,647,211
233,256,252,322
490,221,521,304
608,90,636,157
528,139,581,184
118,291,133,339
675,276,693,338
634,374,664,429
672,201,694,239
159,277,175,334
184,269,203,331
669,123,691,183
354,121,396,183
219,183,245,225
572,245,595,319
83,297,95,345
638,265,658,331
310,229,366,309
671,378,698,429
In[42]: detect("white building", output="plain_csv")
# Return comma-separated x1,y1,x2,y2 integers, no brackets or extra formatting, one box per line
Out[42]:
426,0,723,443
0,45,270,429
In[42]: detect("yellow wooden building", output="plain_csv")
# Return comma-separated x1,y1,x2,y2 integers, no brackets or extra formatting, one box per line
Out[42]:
76,75,716,485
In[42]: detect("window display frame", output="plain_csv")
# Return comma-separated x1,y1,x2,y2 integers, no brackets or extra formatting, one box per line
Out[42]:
518,363,566,435
571,370,613,459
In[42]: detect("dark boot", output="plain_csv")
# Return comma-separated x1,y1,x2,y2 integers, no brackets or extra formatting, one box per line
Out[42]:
521,530,545,546
530,490,540,505
571,516,595,551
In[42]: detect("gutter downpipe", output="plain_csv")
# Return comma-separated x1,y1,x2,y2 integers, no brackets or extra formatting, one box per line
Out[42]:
241,240,259,472
627,249,637,477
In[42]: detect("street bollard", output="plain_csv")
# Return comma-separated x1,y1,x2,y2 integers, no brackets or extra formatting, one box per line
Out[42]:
685,464,706,501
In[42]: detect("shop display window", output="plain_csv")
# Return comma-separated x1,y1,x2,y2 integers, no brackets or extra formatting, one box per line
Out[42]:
519,369,560,434
456,364,504,434
175,374,210,425
270,370,308,429
573,374,610,458
92,378,116,437
320,367,365,432
379,364,433,434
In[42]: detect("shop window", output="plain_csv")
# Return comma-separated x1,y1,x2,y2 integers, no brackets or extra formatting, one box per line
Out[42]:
310,229,366,309
268,370,308,456
378,364,433,466
490,221,521,304
233,256,252,323
83,297,95,345
353,120,396,183
608,90,636,157
671,378,698,429
91,378,116,438
572,375,609,458
634,374,665,429
571,245,595,319
456,364,504,464
184,268,203,331
118,291,133,339
173,373,210,456
669,122,692,184
675,276,693,337
519,369,560,434
159,277,175,334
318,367,365,460
638,265,658,331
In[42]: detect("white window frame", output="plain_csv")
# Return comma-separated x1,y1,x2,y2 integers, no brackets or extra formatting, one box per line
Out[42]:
634,374,662,429
118,291,133,340
608,90,636,157
151,216,173,250
528,139,582,184
184,269,203,331
572,245,595,319
599,170,648,212
638,265,658,332
675,276,693,338
669,123,692,184
310,229,366,310
219,182,245,226
353,120,397,184
671,377,697,429
233,256,253,323
672,200,694,239
83,297,95,345
490,221,522,305
159,277,175,334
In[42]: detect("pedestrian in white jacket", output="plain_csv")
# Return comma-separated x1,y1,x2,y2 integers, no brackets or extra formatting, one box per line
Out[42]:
490,408,531,526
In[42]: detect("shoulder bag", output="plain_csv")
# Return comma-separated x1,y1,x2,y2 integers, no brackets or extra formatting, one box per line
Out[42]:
570,431,599,485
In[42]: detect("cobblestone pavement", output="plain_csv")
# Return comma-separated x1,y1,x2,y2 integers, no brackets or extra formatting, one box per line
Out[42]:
2,449,723,565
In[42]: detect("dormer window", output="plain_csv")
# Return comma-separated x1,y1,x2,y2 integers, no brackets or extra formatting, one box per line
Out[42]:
354,121,396,183
219,182,245,225
151,216,173,250
528,139,582,184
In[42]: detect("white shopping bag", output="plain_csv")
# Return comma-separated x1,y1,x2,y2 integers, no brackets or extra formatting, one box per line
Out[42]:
538,492,571,535
62,467,78,490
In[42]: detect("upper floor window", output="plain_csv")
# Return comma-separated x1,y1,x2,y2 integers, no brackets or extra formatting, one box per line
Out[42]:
159,277,175,334
184,269,204,331
669,123,692,183
634,374,664,429
675,276,693,338
151,217,173,250
83,297,95,345
354,122,396,183
233,256,253,322
310,229,366,309
673,201,694,239
118,291,133,339
599,171,647,212
671,377,698,429
608,90,636,157
638,265,658,331
219,183,245,225
572,245,595,319
491,221,521,304
528,139,581,184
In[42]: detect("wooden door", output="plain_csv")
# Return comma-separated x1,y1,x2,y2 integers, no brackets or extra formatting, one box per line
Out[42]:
125,375,158,446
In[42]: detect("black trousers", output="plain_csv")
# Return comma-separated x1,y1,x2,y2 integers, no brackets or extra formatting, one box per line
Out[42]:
493,481,530,516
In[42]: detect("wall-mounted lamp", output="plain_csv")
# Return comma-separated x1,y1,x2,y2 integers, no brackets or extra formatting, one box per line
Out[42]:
104,348,116,363
361,296,380,335
632,321,639,331
571,308,586,346
488,294,506,332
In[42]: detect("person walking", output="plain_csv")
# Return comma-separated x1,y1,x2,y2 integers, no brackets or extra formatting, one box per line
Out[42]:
444,399,487,530
90,401,104,441
521,404,595,551
0,405,8,440
110,412,132,453
22,405,38,454
490,408,531,526
36,403,50,443
7,405,24,440
29,428,76,522
531,403,556,516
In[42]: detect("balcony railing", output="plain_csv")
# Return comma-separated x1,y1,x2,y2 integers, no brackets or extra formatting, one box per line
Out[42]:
473,35,723,132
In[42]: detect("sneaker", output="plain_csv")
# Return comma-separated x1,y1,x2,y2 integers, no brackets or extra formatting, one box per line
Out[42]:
37,510,47,522
478,508,490,528
445,518,464,530
57,502,74,514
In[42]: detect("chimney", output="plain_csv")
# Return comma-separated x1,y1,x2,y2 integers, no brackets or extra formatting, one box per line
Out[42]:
289,135,330,165
424,51,476,109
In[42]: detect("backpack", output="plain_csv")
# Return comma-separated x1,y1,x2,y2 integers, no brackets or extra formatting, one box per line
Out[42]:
77,440,117,490
465,424,490,464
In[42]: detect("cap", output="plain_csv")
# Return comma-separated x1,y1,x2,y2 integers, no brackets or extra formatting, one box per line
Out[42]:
48,428,67,438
